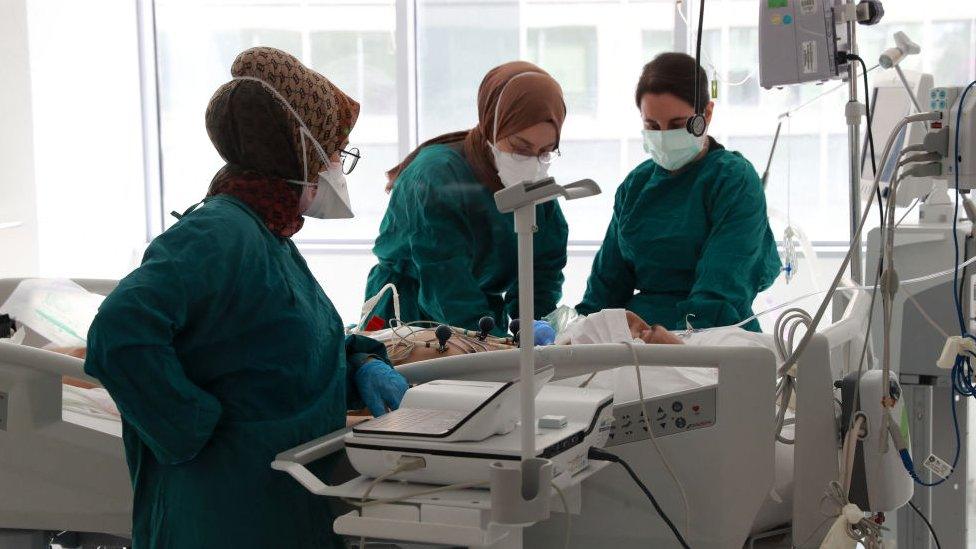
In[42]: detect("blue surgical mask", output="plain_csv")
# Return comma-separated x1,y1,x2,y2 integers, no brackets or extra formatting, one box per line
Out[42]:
642,129,706,171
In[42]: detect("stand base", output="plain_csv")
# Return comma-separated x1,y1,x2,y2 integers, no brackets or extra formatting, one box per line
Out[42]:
328,464,606,548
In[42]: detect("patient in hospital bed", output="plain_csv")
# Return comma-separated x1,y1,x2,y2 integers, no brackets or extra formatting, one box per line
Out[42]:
553,307,776,392
356,308,687,368
23,302,769,429
44,308,697,370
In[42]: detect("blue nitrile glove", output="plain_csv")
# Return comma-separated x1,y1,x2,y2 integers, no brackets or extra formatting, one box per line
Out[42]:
534,320,556,346
355,359,409,417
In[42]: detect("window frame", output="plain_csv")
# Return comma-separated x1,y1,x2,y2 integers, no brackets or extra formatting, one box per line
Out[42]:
138,0,976,253
139,0,689,251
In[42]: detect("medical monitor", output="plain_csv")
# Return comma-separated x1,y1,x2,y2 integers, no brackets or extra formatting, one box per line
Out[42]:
860,71,934,205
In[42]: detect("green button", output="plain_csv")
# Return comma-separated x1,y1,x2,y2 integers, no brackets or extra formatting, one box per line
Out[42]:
768,0,788,8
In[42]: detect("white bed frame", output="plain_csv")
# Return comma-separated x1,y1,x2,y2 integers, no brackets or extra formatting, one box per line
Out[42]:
0,277,870,548
274,292,872,548
791,292,872,548
0,279,131,546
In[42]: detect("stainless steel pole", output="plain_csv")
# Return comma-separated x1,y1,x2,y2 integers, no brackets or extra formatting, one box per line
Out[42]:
846,5,864,284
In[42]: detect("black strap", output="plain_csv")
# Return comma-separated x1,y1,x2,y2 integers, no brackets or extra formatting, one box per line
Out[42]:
687,0,708,137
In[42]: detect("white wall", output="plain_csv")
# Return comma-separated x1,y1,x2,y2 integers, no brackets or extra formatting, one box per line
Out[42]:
0,0,40,278
25,0,147,279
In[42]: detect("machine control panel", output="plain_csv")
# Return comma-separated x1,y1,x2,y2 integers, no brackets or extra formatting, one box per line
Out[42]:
929,87,957,113
605,386,717,447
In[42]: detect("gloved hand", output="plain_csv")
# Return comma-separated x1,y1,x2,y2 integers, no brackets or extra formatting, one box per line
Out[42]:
534,320,556,346
355,359,409,417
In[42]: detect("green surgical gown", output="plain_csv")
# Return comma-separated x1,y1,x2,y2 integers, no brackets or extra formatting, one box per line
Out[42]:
577,142,781,332
85,195,386,549
365,144,568,334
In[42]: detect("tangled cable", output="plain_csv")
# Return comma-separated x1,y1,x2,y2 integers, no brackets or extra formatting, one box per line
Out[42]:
772,308,813,444
818,481,884,548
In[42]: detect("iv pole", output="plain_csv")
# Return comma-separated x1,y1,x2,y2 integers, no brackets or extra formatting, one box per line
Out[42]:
844,0,865,285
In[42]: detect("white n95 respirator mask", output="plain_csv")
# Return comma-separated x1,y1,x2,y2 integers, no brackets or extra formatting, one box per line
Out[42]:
489,72,554,188
291,126,354,219
642,128,706,171
490,148,550,188
298,160,354,219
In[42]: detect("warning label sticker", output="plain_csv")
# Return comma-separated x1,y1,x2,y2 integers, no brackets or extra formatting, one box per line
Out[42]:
800,0,817,15
801,41,818,74
923,453,953,480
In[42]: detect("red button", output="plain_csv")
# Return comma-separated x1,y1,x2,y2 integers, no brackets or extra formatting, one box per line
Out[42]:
692,405,700,413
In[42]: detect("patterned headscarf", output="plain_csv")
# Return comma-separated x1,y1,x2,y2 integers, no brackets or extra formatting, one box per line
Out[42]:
204,47,360,236
386,61,565,193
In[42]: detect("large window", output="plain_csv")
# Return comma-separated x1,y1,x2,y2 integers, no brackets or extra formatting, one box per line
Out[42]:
518,4,675,244
152,1,399,317
527,26,599,114
704,1,976,245
148,0,976,321
154,0,398,245
416,1,519,139
643,29,675,61
311,31,397,117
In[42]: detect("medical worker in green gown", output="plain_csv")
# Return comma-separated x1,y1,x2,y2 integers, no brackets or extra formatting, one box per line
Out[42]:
84,47,408,548
578,53,781,332
364,61,568,340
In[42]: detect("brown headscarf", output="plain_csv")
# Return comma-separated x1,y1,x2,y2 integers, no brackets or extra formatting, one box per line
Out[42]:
387,61,565,193
204,47,360,236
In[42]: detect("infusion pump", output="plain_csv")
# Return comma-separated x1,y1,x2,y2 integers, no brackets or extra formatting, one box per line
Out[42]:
759,0,847,89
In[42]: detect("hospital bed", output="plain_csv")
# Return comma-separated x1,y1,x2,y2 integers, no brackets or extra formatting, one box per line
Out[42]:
0,279,131,548
538,292,867,549
275,292,872,548
535,295,865,549
0,277,869,548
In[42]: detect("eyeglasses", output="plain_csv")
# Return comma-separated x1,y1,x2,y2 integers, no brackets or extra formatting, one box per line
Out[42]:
340,147,361,175
505,138,561,166
537,149,561,166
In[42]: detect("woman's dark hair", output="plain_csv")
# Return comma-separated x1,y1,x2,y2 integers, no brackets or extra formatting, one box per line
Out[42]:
634,52,709,111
